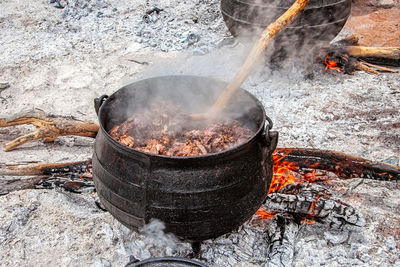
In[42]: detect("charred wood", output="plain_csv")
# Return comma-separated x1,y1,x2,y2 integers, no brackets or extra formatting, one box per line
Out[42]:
0,176,45,195
266,216,299,267
276,148,400,181
0,160,92,177
320,44,399,73
264,191,366,231
0,160,93,194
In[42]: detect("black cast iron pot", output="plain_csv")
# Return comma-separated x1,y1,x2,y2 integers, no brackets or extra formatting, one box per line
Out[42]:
221,0,352,42
92,75,278,241
221,0,352,65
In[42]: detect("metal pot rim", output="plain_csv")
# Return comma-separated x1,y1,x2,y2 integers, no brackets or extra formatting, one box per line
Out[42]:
97,75,272,160
127,256,208,267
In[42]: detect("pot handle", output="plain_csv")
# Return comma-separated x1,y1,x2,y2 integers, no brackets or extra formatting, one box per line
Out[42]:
94,95,108,116
262,118,278,155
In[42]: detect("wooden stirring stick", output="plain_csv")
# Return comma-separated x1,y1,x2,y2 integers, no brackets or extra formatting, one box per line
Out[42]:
191,0,311,119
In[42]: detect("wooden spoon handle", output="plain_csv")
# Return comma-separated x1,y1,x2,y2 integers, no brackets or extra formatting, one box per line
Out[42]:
211,0,311,112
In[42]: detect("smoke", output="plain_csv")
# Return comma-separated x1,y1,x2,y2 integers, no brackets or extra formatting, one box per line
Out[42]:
103,42,265,134
103,0,351,133
119,219,191,260
139,219,179,249
222,0,351,73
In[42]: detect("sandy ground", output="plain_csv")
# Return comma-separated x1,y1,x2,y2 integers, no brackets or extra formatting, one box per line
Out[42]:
0,0,399,266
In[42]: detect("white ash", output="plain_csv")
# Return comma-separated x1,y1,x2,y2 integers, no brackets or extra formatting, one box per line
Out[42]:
0,0,227,66
1,0,400,266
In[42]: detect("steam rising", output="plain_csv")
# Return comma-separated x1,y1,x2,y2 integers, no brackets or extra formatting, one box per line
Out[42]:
139,219,179,250
122,219,191,260
108,0,349,128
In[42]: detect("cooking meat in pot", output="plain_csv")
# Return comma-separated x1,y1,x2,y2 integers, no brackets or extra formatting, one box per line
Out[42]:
108,101,253,156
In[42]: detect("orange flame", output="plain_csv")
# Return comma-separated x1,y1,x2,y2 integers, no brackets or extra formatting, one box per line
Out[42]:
256,207,277,220
256,150,330,222
300,194,321,224
268,151,301,194
324,56,342,72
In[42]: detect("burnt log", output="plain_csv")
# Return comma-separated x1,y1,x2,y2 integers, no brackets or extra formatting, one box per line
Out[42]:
264,192,366,230
0,176,45,195
0,160,92,177
0,160,93,195
275,148,400,181
266,216,299,267
321,44,400,73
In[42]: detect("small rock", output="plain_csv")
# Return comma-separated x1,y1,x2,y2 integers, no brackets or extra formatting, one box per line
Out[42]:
160,43,169,52
0,82,10,90
385,236,397,251
377,0,395,8
324,230,349,245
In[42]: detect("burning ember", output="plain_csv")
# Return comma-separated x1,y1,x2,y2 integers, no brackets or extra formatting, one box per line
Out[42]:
256,148,399,224
323,52,349,73
256,149,329,223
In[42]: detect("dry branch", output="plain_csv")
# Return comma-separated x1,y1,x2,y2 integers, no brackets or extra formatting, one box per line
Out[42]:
346,46,400,64
0,109,99,151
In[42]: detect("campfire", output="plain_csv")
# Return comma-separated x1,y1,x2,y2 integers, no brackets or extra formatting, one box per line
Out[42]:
1,143,398,265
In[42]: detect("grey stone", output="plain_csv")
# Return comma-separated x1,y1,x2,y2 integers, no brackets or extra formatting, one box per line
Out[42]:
385,236,397,251
377,0,395,8
324,230,349,245
160,43,169,52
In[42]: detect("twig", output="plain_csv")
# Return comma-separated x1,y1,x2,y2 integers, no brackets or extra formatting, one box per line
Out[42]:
0,160,91,176
361,60,398,73
355,61,380,74
127,59,149,65
0,109,99,151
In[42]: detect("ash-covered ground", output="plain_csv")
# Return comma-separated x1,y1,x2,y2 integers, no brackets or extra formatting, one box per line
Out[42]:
0,0,399,266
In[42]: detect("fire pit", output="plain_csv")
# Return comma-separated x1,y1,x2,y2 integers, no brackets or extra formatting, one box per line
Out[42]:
92,75,278,241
